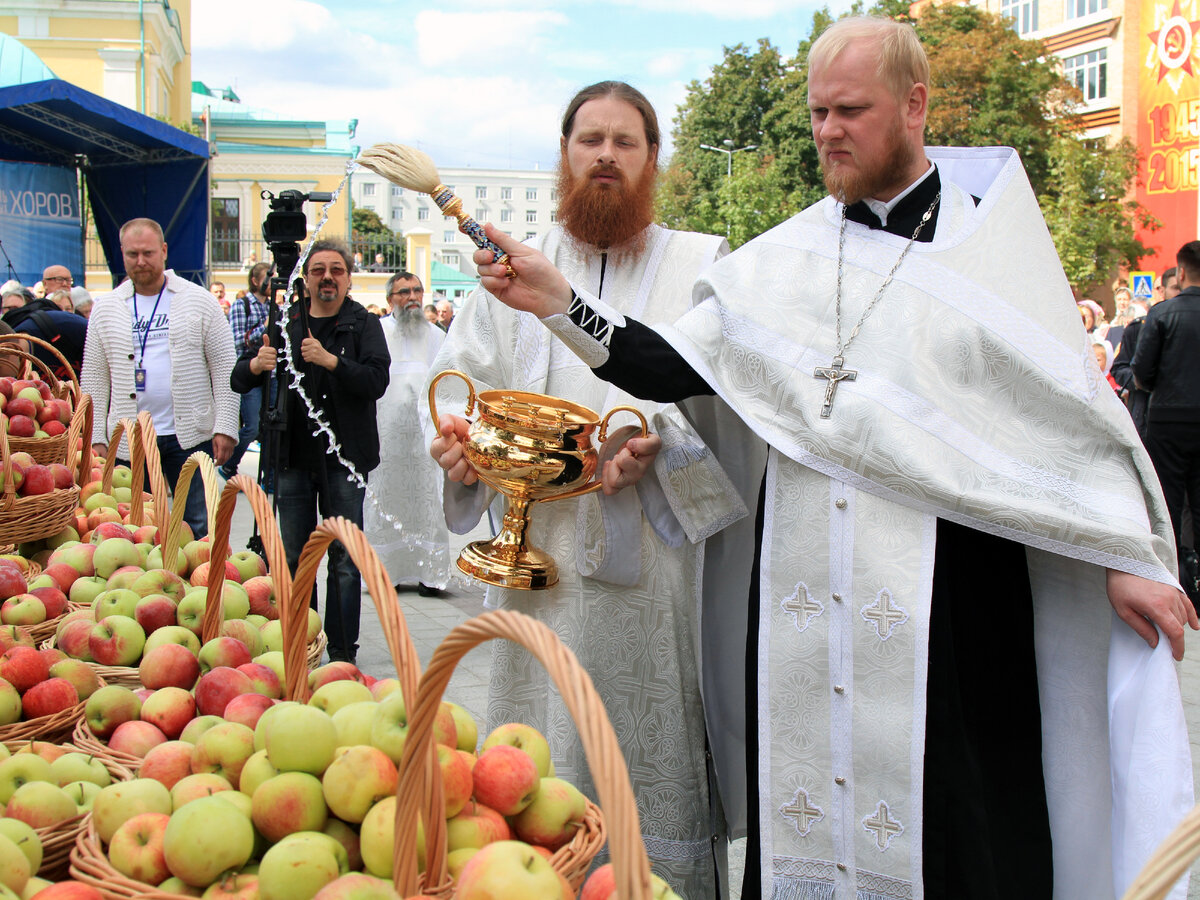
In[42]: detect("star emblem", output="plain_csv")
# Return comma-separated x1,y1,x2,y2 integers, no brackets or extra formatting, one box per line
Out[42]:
1148,0,1200,83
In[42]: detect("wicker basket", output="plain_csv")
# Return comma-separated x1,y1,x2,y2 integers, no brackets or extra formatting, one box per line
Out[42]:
69,515,429,900
1120,803,1200,900
0,333,82,467
0,740,135,880
0,393,89,546
392,610,638,898
0,674,104,744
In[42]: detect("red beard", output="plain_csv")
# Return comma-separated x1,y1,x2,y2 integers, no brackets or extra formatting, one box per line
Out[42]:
555,156,657,250
820,113,914,205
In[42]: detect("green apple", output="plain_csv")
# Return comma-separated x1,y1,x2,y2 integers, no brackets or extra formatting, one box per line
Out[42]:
319,746,397,824
263,704,337,775
510,776,588,850
162,794,255,887
0,755,53,806
368,691,408,764
0,820,40,874
0,833,30,896
169,772,234,809
257,837,339,900
330,701,377,748
48,751,111,788
482,722,552,777
308,680,372,716
237,749,279,797
455,840,564,900
92,777,173,844
62,779,102,811
250,651,285,686
250,771,328,843
445,701,479,753
359,797,424,878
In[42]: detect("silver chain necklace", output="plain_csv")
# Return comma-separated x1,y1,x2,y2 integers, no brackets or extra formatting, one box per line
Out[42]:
812,191,940,418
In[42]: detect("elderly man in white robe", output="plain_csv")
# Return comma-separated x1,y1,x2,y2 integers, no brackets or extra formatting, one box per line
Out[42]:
455,19,1199,900
365,272,450,595
428,82,752,899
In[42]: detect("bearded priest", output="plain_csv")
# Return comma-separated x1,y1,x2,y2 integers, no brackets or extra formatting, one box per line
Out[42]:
428,82,758,899
453,18,1198,900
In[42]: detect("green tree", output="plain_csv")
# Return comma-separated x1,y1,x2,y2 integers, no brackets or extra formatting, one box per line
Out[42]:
351,206,404,270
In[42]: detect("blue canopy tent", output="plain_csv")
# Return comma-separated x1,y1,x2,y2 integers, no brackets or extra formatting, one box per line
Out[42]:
0,78,209,285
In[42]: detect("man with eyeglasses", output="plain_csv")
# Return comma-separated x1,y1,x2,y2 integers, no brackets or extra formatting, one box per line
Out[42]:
232,238,389,665
41,266,72,295
365,272,450,597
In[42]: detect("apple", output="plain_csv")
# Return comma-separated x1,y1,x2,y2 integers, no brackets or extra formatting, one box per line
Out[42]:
92,539,141,579
446,800,512,852
250,651,285,687
84,685,142,739
87,615,145,666
5,781,78,829
235,663,281,700
330,701,377,748
242,576,277,620
138,741,195,790
359,797,414,879
257,835,340,900
471,744,541,816
169,772,234,809
108,720,168,758
7,417,35,439
308,662,363,692
222,693,274,731
202,872,259,900
0,596,45,628
130,568,186,602
237,749,279,797
162,794,255,887
0,832,30,896
228,551,267,584
67,575,106,608
258,620,284,653
47,659,101,701
107,811,170,885
482,722,552,777
446,702,479,753
263,704,338,775
103,567,143,592
197,636,252,674
311,874,395,900
0,680,19,727
250,770,328,843
143,624,201,657
20,678,78,720
455,841,565,900
0,819,39,877
320,818,362,875
0,647,48,694
319,746,397,825
181,538,213,574
134,594,179,637
189,560,241,587
138,644,200,693
139,686,197,739
436,743,474,819
28,586,66,619
191,722,256,786
0,755,52,806
309,680,372,716
0,569,26,603
194,667,253,718
92,588,140,621
37,562,79,594
510,776,588,850
179,715,225,745
0,626,33,654
29,884,107,900
144,545,188,576
18,467,53,497
47,464,73,491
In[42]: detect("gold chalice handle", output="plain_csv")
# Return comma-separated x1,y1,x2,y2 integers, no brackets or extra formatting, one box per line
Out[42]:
428,369,476,432
549,406,651,503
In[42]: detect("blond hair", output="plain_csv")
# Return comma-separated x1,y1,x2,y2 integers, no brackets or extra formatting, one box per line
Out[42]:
809,17,929,100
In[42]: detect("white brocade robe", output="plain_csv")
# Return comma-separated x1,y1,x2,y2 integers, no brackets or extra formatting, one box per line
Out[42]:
429,225,746,899
652,148,1193,899
364,317,450,588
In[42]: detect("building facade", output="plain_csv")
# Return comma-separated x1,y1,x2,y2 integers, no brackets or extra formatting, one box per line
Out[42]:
348,165,558,275
967,0,1200,272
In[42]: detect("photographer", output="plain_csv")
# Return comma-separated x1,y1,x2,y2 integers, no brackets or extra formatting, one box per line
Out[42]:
231,238,390,665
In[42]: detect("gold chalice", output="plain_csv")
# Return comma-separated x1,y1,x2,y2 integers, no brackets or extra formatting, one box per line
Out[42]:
429,370,649,590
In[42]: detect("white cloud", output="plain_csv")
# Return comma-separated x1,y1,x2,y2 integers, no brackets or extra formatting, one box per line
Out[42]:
192,0,344,51
412,10,568,67
609,0,819,15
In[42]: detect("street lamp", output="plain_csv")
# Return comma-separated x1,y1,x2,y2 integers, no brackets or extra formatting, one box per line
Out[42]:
699,139,758,236
699,138,758,177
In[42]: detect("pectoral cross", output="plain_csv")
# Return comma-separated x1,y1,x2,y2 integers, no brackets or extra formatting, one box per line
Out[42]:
813,356,857,418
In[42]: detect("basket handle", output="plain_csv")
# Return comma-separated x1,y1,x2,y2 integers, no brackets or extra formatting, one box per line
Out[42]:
196,470,269,644
99,417,152,529
167,452,221,573
1120,802,1200,900
393,609,653,899
0,332,80,399
65,394,94,489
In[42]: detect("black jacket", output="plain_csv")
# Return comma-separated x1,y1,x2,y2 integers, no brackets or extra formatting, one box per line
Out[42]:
1131,286,1200,423
1110,316,1150,435
231,297,390,473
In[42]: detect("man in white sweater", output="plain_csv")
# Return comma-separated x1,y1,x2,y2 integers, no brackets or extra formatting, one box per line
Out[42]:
82,217,239,539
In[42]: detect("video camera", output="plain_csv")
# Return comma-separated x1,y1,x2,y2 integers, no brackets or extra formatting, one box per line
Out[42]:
261,189,333,246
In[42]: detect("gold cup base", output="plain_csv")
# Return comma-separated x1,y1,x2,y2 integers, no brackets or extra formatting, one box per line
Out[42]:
456,538,559,591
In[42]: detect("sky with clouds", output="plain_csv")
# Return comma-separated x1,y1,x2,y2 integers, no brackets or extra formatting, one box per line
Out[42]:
190,0,846,171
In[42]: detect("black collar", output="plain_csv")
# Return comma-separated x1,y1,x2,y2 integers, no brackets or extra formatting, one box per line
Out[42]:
844,168,943,243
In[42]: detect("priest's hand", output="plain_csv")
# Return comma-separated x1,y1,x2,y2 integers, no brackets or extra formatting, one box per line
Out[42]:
431,414,477,486
601,434,662,496
473,224,572,318
1106,568,1198,660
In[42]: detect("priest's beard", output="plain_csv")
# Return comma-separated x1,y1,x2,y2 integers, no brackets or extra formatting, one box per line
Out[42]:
391,305,426,337
556,155,657,256
820,114,914,205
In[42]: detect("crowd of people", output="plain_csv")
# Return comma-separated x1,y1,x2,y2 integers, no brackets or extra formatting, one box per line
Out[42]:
2,20,1197,896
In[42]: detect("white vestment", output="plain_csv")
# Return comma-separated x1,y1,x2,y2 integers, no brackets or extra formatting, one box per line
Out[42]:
364,316,450,589
429,224,748,899
642,147,1193,899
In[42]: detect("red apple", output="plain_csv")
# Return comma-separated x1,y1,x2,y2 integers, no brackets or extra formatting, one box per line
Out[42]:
20,677,78,719
471,744,541,816
0,645,49,693
193,667,253,718
108,720,168,757
29,586,67,618
137,741,195,790
19,466,53,497
139,687,196,740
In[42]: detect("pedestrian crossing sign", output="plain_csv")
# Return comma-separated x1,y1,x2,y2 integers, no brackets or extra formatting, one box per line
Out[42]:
1130,271,1154,299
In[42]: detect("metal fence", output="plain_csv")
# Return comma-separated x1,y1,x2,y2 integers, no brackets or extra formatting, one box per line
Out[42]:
85,235,408,277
